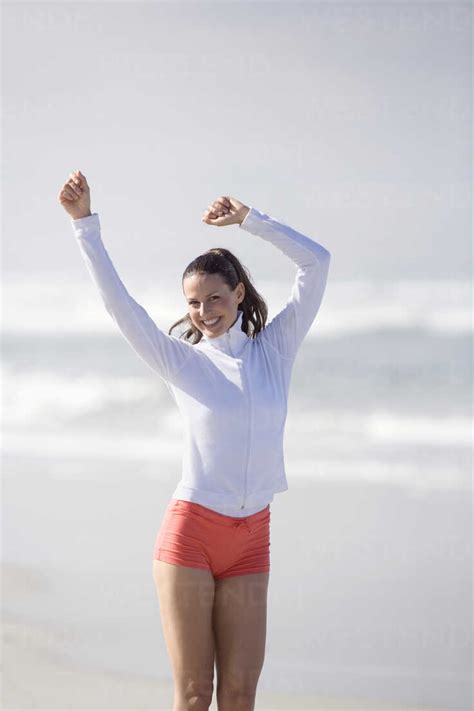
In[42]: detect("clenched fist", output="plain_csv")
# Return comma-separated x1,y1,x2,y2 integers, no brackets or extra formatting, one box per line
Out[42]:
58,170,91,220
201,196,250,227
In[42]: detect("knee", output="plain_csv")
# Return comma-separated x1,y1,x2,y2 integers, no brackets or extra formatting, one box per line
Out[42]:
174,676,214,710
216,666,261,709
174,694,212,711
216,686,256,711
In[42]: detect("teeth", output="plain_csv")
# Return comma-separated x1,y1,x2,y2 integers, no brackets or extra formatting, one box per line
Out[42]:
203,317,220,326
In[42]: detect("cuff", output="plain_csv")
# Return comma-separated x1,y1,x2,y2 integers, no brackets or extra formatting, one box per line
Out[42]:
238,205,265,232
71,212,100,239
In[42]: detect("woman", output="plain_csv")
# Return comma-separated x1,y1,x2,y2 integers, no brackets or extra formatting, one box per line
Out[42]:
58,170,331,711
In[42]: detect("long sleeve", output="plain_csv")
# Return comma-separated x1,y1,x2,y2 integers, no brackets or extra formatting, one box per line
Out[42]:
71,213,194,382
239,206,331,360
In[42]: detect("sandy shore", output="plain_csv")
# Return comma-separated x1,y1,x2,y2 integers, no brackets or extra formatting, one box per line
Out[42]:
2,613,439,711
3,465,469,710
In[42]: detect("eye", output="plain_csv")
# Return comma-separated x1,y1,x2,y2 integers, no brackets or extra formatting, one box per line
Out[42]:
188,296,219,306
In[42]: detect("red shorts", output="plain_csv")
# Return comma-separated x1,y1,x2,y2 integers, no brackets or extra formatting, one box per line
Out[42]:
153,498,271,580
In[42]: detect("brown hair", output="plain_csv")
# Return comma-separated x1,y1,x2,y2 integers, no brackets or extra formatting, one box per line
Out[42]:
168,247,268,344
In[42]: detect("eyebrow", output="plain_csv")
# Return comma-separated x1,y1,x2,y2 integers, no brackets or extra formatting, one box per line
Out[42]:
187,291,218,301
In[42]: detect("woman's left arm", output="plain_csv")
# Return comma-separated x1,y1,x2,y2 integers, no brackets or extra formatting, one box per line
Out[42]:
239,206,331,360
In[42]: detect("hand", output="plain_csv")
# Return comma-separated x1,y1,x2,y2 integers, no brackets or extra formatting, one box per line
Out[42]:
201,196,250,227
58,170,92,220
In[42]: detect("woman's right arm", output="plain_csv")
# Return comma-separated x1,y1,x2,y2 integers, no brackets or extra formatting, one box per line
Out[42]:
59,171,193,383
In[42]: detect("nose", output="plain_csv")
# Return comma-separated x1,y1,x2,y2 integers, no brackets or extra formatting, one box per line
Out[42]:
200,308,215,319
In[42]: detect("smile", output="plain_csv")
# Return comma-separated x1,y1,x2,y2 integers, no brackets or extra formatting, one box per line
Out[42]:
202,317,221,327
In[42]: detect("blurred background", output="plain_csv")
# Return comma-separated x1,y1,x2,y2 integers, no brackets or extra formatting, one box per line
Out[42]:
2,1,471,709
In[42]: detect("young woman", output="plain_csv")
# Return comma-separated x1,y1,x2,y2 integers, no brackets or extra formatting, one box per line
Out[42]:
58,170,331,711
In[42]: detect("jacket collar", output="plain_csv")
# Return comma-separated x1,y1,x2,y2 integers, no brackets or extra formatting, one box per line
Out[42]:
197,310,249,357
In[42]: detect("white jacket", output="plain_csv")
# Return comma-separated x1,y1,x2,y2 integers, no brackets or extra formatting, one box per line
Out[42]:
71,206,331,517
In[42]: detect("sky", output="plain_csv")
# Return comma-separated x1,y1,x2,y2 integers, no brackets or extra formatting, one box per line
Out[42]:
2,0,471,296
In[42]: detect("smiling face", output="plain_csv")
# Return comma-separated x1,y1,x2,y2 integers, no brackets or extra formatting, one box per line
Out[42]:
183,272,245,338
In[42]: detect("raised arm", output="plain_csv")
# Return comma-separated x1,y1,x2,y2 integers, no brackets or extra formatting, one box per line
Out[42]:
59,171,194,383
201,195,331,360
239,206,331,360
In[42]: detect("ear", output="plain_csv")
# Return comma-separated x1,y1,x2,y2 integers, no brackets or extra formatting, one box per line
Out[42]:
237,281,245,303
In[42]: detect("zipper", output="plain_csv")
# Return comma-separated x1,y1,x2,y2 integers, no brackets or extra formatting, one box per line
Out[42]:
226,330,234,357
226,330,250,510
240,355,252,510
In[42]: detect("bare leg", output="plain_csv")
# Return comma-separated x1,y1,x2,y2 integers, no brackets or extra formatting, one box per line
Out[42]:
213,572,270,711
153,559,216,711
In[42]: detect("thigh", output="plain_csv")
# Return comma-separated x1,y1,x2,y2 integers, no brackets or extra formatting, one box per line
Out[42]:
212,571,270,692
152,559,216,693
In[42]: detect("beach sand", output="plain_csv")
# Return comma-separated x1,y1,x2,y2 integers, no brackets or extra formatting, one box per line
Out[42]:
2,613,438,711
2,571,442,711
2,462,469,710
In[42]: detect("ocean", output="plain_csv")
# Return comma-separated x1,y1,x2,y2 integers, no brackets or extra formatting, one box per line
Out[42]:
2,276,471,490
